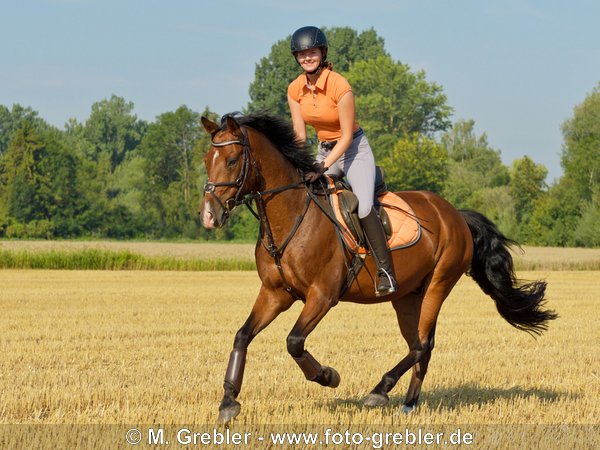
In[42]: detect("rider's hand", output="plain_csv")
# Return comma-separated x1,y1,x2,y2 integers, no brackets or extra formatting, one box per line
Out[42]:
304,161,328,184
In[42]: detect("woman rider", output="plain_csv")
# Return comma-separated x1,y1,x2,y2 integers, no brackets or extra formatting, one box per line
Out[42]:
287,26,397,297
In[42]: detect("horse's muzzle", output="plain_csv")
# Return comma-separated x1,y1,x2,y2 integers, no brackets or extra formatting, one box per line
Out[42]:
200,198,228,229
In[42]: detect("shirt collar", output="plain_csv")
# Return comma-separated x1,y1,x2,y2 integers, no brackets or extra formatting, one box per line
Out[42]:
304,68,331,92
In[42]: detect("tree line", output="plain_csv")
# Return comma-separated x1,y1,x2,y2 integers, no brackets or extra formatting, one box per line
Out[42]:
1,27,599,246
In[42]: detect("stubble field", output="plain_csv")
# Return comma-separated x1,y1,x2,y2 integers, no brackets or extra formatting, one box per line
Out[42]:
0,262,599,448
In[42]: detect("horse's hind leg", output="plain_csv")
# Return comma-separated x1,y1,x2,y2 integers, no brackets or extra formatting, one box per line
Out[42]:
363,291,423,407
401,323,436,413
364,272,456,409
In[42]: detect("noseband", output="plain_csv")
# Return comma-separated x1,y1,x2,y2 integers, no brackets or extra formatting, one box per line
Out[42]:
203,128,256,220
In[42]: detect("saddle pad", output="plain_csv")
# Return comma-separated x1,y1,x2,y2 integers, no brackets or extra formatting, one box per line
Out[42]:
331,190,421,254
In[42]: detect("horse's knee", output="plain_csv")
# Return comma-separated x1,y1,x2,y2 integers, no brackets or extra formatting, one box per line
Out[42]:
233,328,252,349
286,334,305,358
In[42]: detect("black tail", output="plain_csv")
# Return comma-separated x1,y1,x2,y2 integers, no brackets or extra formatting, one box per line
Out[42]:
460,210,558,336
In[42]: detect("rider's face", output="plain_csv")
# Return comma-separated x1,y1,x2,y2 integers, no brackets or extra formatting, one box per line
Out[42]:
296,48,322,73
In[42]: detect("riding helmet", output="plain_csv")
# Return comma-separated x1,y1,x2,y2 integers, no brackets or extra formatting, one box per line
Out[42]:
290,26,328,60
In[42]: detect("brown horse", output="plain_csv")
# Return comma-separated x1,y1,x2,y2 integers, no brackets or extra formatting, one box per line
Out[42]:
199,112,557,423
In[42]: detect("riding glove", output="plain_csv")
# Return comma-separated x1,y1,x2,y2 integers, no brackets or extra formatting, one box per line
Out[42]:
305,161,328,183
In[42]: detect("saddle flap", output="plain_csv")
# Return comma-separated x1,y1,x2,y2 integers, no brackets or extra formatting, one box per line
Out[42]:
336,190,392,245
338,190,364,245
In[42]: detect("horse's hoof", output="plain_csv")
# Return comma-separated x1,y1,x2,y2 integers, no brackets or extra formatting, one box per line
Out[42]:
326,367,341,388
328,367,342,389
401,404,416,414
218,402,241,424
362,392,389,407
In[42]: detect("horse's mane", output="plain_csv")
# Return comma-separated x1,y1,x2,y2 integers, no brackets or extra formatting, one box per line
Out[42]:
225,112,316,172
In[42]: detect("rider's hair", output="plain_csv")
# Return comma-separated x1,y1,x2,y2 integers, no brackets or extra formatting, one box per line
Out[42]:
322,60,334,71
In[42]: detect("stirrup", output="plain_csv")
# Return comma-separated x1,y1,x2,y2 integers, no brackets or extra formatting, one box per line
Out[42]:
375,268,397,297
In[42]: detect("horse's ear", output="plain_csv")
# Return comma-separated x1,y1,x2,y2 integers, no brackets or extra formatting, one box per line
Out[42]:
225,115,240,133
201,116,219,136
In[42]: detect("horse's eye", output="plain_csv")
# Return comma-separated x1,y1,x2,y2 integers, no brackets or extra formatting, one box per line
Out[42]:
227,158,239,167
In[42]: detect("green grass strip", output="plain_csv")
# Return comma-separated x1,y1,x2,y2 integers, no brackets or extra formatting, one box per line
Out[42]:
1,249,599,271
0,249,256,271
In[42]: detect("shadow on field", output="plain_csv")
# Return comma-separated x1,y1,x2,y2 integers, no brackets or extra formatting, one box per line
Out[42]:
415,383,574,410
329,382,575,411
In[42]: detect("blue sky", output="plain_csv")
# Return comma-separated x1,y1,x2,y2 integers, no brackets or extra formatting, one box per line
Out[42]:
2,0,599,182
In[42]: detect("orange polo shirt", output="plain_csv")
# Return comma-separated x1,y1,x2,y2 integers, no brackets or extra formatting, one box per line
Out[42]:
288,68,360,142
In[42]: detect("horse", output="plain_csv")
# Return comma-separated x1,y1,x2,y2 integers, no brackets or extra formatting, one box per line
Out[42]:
199,112,557,424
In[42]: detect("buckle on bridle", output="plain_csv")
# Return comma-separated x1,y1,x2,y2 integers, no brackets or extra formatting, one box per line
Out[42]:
225,198,237,211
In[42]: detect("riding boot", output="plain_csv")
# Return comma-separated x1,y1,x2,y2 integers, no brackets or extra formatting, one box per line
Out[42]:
360,207,398,297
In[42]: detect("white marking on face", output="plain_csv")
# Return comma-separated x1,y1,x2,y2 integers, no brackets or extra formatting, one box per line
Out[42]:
212,150,220,166
201,200,216,228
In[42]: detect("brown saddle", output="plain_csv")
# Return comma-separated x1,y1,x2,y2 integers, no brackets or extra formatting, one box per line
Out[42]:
326,167,421,253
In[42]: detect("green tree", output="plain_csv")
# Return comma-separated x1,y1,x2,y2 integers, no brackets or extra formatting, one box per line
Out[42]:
138,106,209,237
381,134,448,192
509,156,548,222
0,124,85,237
83,95,146,173
323,27,388,74
0,104,49,157
469,186,518,237
247,27,388,117
524,82,600,247
561,82,600,201
63,96,149,238
0,124,47,224
573,189,600,247
440,162,482,208
441,120,510,209
347,55,452,157
63,118,113,236
527,179,580,246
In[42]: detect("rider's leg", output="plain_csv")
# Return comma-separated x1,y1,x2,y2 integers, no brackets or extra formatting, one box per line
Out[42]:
342,135,398,297
360,207,398,296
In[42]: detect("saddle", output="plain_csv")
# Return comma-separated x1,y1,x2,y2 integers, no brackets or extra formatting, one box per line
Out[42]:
325,168,421,254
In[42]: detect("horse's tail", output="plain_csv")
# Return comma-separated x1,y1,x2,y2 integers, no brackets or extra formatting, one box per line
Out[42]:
460,209,558,335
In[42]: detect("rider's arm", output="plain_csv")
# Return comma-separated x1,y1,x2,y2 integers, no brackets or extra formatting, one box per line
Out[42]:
288,94,307,143
322,91,355,169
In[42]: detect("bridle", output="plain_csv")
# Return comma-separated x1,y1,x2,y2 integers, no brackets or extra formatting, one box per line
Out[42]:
202,125,311,297
203,126,311,221
202,124,364,299
203,127,257,221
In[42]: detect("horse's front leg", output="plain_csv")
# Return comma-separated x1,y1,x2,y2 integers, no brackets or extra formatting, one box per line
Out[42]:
219,286,293,424
287,292,340,388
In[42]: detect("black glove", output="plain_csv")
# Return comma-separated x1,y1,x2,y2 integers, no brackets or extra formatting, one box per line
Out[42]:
304,161,328,183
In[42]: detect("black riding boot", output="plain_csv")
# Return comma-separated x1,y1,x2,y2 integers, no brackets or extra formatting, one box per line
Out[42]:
360,207,398,297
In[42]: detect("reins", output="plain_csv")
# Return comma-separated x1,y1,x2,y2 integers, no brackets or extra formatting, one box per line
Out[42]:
205,126,362,300
204,127,310,298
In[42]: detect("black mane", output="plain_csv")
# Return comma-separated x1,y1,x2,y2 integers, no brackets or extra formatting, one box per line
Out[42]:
224,112,316,172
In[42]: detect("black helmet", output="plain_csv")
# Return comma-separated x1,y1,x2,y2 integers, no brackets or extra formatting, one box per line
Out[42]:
290,26,328,59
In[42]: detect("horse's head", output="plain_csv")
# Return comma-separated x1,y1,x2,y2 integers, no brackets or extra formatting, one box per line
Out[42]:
199,115,256,229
